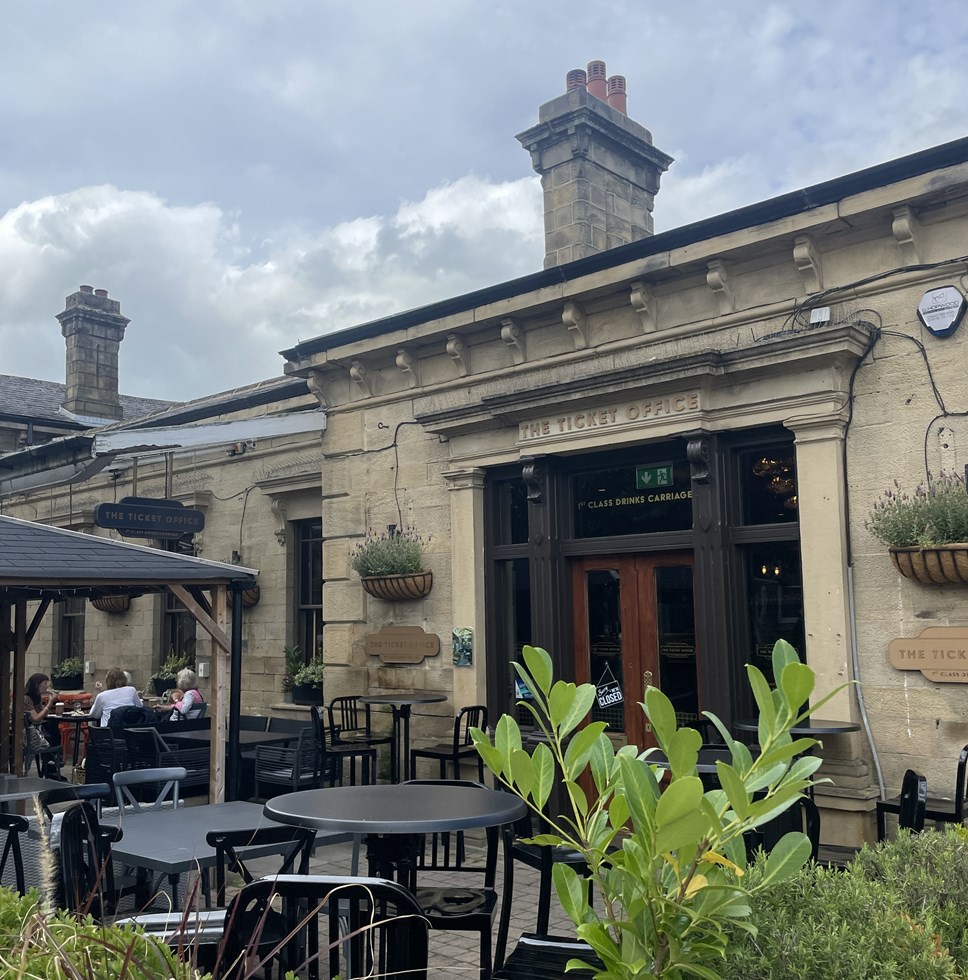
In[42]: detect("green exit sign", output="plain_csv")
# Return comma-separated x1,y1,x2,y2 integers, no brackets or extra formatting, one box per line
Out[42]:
636,464,674,489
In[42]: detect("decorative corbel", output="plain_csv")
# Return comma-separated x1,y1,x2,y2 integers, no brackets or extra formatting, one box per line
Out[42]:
305,370,329,408
629,280,657,333
562,300,587,350
521,455,545,504
270,497,288,546
706,260,734,316
349,360,372,397
395,347,419,388
501,318,526,365
793,235,823,294
686,435,711,485
446,334,469,377
892,205,922,265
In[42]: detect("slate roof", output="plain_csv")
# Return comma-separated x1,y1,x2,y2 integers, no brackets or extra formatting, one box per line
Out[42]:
0,515,257,600
0,374,173,427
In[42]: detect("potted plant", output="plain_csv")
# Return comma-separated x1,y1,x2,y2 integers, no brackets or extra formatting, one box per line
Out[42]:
50,656,84,691
150,652,191,697
350,525,432,600
292,654,325,705
866,471,968,584
472,640,841,979
281,644,303,702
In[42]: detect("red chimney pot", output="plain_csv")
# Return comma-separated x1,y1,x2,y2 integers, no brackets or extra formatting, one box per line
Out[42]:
566,68,588,92
607,75,627,115
586,60,607,100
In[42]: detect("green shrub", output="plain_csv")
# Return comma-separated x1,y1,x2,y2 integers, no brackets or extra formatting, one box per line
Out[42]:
50,657,84,682
721,856,959,980
851,826,968,969
293,655,326,687
0,887,203,979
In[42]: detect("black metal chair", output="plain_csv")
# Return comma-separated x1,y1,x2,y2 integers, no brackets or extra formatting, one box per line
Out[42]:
123,727,209,795
877,745,967,839
495,805,590,969
310,705,376,786
329,695,393,760
406,778,503,979
37,781,113,820
877,767,930,840
85,726,127,786
411,704,488,781
239,715,269,732
57,801,122,917
253,730,320,800
215,875,429,980
23,712,63,778
0,813,28,894
744,796,821,862
493,934,602,978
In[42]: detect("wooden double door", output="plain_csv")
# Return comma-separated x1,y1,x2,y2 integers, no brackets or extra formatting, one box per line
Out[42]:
572,553,699,750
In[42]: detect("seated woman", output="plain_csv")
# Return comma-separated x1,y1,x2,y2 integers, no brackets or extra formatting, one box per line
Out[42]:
88,668,144,727
24,672,64,777
169,668,205,720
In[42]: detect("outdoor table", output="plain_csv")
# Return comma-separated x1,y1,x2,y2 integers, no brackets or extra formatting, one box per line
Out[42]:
733,718,862,738
360,691,447,782
101,800,355,906
264,782,526,891
645,745,732,775
163,729,297,749
0,773,52,811
58,713,95,766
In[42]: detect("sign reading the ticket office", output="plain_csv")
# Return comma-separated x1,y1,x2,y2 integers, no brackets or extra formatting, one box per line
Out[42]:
94,497,205,540
518,391,701,445
888,626,968,683
365,625,440,664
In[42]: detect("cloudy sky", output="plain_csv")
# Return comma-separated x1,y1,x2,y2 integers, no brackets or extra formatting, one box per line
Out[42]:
2,1,966,403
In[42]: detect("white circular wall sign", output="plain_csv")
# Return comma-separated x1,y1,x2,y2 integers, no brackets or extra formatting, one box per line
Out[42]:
917,285,966,338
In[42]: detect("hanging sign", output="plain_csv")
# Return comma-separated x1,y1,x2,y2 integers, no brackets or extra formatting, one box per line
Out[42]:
94,497,204,540
917,286,966,338
595,664,624,709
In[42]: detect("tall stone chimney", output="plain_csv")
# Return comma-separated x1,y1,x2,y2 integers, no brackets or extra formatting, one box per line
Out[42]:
56,285,130,421
517,60,674,268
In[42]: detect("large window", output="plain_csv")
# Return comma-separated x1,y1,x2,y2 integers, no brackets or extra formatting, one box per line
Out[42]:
162,589,197,663
56,597,85,662
295,518,323,663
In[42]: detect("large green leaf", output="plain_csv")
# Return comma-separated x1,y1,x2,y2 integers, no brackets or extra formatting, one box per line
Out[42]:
551,682,597,738
522,644,553,697
531,741,555,810
509,746,534,797
746,664,776,732
667,725,703,778
655,776,704,828
493,714,522,769
771,637,799,679
779,661,814,713
655,805,709,853
619,756,659,833
757,831,812,887
551,862,588,924
715,763,750,820
564,722,607,773
643,687,677,749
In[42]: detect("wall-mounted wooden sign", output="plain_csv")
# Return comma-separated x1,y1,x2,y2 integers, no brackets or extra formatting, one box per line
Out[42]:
365,625,440,664
888,626,968,683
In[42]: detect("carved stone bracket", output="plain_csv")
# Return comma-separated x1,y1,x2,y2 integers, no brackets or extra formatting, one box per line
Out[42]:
686,435,711,485
349,360,372,397
629,280,657,332
892,205,921,264
270,496,288,545
501,318,526,365
306,370,330,408
706,260,734,316
793,234,823,294
446,334,469,377
395,347,419,388
521,455,545,504
562,300,587,349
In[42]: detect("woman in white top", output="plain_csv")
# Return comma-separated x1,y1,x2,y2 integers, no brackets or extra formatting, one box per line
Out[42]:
88,667,143,727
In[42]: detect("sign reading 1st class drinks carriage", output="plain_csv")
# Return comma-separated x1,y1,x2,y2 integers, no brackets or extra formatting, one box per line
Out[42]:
888,626,968,683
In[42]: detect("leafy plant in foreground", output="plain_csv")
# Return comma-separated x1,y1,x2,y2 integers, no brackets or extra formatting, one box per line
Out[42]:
473,640,842,980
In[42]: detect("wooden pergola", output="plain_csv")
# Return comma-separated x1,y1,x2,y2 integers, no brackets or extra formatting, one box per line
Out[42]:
0,515,258,801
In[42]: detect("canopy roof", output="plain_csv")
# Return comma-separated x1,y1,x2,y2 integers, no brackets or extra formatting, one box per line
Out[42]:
0,515,257,601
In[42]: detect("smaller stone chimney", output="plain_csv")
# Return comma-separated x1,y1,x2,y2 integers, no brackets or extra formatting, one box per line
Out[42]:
517,61,674,268
56,285,131,421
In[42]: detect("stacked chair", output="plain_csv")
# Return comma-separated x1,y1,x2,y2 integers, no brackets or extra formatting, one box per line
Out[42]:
310,705,376,786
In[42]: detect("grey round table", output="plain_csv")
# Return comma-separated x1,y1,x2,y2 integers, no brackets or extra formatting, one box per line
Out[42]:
265,783,526,889
733,718,861,737
359,691,446,782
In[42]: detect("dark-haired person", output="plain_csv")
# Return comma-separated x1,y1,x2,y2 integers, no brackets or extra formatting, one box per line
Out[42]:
24,672,64,778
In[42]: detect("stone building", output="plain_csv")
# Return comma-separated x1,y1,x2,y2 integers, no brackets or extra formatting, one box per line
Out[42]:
278,64,968,844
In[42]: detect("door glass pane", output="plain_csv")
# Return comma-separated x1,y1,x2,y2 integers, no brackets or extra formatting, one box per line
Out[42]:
574,460,692,538
586,569,624,732
746,541,805,685
740,446,798,524
493,559,533,727
656,566,699,727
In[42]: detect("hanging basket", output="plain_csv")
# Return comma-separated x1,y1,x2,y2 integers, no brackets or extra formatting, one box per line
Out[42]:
91,595,131,614
241,584,261,608
890,545,968,585
361,571,433,601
